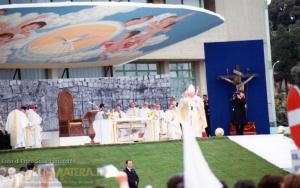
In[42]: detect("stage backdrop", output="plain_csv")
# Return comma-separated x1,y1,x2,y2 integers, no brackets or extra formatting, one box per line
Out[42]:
204,40,270,135
0,75,170,131
0,2,223,68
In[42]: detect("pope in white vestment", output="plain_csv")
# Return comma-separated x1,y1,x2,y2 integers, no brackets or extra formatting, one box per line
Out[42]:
5,108,30,149
26,105,43,148
165,103,182,139
178,85,207,137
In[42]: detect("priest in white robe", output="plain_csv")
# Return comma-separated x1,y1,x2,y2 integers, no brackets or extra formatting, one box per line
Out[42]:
156,104,167,138
178,85,207,137
93,103,113,144
140,101,150,118
165,103,182,139
126,101,140,117
113,104,126,119
26,104,43,148
5,106,30,149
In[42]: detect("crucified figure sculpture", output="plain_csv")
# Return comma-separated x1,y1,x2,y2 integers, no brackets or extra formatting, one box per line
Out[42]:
218,66,258,92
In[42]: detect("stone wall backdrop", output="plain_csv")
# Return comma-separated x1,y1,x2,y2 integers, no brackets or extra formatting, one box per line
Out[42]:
0,75,171,131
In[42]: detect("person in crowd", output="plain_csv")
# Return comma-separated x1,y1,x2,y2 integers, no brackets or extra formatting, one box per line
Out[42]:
5,106,30,149
0,166,8,187
166,173,184,188
126,101,140,117
26,104,43,148
24,161,38,183
11,167,27,188
123,160,139,188
234,179,255,188
231,91,247,135
283,173,300,188
257,174,283,188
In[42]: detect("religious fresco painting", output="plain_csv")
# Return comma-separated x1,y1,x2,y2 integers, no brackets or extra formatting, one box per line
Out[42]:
0,2,224,68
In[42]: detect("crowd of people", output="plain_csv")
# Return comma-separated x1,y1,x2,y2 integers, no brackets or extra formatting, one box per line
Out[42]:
0,162,62,188
0,104,42,149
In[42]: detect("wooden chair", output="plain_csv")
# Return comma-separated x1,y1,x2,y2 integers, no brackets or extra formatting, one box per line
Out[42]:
57,89,84,137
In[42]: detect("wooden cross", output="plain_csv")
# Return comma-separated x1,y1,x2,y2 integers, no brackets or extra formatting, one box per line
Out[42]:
218,66,258,92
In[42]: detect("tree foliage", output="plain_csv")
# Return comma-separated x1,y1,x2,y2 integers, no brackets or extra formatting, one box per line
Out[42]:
269,0,300,82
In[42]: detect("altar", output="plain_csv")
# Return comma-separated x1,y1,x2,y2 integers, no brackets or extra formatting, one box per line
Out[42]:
93,117,157,144
114,118,150,143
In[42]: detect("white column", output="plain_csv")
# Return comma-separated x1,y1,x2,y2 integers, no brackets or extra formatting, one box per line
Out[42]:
263,0,277,127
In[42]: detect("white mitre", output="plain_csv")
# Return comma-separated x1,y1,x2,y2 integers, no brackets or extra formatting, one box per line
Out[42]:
186,85,195,93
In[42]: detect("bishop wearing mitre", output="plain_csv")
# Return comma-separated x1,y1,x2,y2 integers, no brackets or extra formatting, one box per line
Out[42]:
177,85,207,137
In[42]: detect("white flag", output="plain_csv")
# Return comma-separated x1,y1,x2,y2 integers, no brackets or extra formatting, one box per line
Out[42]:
183,124,222,188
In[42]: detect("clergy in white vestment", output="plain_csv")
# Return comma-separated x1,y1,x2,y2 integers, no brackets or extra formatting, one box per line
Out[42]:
26,104,43,148
5,107,30,149
93,104,113,144
126,101,140,117
155,104,167,137
113,104,126,119
139,101,150,118
165,103,182,139
177,85,207,137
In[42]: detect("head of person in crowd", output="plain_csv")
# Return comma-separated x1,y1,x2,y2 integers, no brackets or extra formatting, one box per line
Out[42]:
234,179,256,188
8,167,16,177
142,101,149,109
99,103,105,111
130,101,136,108
220,180,228,188
0,166,6,176
19,166,27,175
257,174,283,188
27,161,35,171
167,173,184,188
283,173,300,188
168,103,175,110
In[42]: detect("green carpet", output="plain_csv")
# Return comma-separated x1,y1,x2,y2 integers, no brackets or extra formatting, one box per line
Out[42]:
0,137,288,188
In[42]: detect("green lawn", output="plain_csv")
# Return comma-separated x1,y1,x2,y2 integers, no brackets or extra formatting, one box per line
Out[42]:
0,137,288,188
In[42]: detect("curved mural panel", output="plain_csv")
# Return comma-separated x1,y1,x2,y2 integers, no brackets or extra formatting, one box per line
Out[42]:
0,2,224,68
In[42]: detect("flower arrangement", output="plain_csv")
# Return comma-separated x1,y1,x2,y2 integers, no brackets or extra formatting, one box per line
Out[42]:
105,112,115,120
147,110,159,120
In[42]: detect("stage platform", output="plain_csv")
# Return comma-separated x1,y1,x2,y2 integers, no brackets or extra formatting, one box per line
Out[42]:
41,131,90,147
229,134,296,172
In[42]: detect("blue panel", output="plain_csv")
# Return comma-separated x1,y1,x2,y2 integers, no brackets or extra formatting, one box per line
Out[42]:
204,40,270,135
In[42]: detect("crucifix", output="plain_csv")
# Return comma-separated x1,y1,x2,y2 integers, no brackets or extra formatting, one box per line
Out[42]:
218,65,258,92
